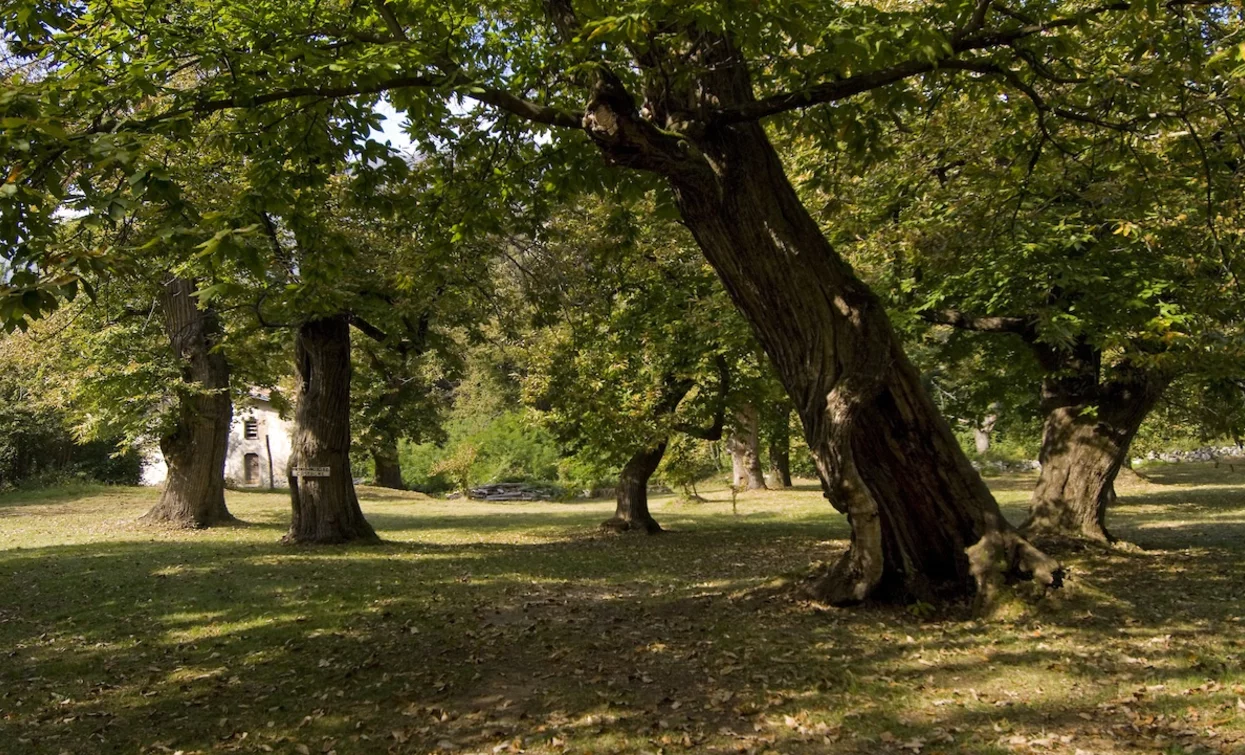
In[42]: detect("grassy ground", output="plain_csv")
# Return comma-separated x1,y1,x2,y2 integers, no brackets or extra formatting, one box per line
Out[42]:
1,466,1243,755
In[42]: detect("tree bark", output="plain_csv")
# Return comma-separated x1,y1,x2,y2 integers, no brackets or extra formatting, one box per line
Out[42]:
766,408,792,488
727,404,767,490
1024,364,1169,542
140,277,235,528
371,439,404,489
601,442,667,534
974,414,997,455
579,54,1061,605
285,316,378,544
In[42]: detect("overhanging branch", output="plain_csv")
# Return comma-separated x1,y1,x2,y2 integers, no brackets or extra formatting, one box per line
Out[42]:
710,0,1212,125
95,71,581,138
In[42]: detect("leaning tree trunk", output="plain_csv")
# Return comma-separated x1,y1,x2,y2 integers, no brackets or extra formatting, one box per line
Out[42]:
727,404,767,490
285,316,378,544
601,442,668,534
767,408,792,488
371,439,404,490
580,61,1061,605
1024,368,1169,542
140,277,235,528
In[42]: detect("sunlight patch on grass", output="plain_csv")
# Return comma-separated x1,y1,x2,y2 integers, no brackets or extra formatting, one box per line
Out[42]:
0,469,1242,754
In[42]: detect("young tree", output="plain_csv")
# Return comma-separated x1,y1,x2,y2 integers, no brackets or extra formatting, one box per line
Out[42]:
514,198,743,532
352,338,446,489
9,0,1236,600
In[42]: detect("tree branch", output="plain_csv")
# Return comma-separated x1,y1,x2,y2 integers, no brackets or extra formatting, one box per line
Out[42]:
711,1,1211,125
95,70,581,137
347,313,392,344
673,355,731,441
938,59,1132,131
252,292,295,329
371,0,408,41
348,306,434,355
921,308,1036,338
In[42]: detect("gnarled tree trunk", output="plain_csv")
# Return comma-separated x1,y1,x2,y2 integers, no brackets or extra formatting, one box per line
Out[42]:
285,316,377,544
601,442,668,534
1024,365,1169,542
673,134,1058,604
727,404,767,490
580,54,1061,604
140,277,235,528
371,439,404,489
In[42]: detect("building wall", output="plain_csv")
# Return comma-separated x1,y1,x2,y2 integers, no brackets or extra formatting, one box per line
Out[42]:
224,402,294,489
140,400,294,488
140,450,168,486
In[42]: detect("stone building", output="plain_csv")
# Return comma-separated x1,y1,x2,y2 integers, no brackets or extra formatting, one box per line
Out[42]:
141,391,293,489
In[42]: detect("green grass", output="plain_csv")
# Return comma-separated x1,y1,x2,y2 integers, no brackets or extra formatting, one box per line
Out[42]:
2,467,1243,754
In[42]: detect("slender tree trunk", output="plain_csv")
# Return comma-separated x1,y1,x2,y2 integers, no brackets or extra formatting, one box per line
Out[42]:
579,60,1061,605
601,442,668,534
727,404,767,490
1024,367,1169,542
285,316,377,544
371,439,404,489
767,408,792,488
140,277,235,528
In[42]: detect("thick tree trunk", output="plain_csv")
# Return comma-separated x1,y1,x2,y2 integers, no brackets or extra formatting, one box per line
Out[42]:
601,442,667,534
579,60,1061,605
727,404,767,490
674,134,1060,604
371,440,404,489
1024,367,1168,542
285,316,378,544
766,408,792,488
140,277,235,528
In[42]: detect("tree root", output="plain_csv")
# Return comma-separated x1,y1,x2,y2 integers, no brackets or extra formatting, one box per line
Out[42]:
138,507,238,529
600,516,663,535
1020,515,1115,545
281,533,380,543
805,547,883,607
966,529,1064,617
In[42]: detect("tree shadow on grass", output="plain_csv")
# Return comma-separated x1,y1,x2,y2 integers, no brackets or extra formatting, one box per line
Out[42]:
1116,486,1245,514
3,477,1244,755
1130,461,1245,486
3,517,1243,754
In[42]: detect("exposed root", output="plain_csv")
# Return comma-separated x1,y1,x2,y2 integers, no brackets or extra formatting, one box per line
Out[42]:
138,508,238,529
966,529,1064,617
1023,529,1141,557
600,516,663,535
1021,515,1115,546
805,547,881,607
280,529,381,545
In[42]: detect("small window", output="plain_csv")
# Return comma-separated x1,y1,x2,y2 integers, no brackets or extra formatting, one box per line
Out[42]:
244,453,261,484
244,418,259,439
